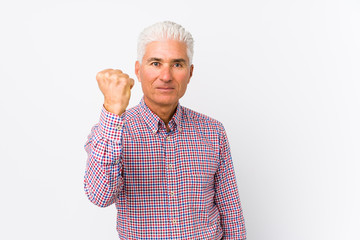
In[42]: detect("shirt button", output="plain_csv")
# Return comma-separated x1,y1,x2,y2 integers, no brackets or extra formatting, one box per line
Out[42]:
152,129,157,134
166,136,171,141
178,127,182,132
168,164,173,169
172,220,177,224
115,159,120,164
170,191,175,196
117,125,122,130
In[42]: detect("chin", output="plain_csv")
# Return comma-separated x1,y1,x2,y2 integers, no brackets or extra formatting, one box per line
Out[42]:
154,95,178,106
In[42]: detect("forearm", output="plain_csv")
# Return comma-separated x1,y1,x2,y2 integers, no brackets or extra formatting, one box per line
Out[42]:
84,107,125,207
215,126,247,239
215,174,246,239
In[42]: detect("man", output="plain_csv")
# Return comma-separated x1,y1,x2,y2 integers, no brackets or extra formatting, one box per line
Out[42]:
84,21,246,239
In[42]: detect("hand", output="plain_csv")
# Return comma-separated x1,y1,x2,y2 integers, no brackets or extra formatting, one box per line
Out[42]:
96,69,135,115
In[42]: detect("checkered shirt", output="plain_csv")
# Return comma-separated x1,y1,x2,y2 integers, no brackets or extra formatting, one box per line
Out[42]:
84,98,246,239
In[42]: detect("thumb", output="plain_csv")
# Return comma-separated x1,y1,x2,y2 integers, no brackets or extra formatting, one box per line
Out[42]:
129,78,135,89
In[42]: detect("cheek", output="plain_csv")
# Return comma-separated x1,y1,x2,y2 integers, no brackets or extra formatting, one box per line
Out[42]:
141,68,158,80
180,73,191,86
140,71,157,90
181,82,189,91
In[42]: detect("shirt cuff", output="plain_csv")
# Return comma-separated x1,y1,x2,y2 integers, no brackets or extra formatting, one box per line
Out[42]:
98,105,125,142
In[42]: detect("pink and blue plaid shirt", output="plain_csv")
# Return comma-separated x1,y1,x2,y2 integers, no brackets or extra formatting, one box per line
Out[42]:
84,98,246,239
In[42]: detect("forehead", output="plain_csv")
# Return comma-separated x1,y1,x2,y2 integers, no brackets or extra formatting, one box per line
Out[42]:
143,40,188,62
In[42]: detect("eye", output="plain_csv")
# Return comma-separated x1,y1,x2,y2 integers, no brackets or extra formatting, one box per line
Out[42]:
151,62,160,67
174,63,183,68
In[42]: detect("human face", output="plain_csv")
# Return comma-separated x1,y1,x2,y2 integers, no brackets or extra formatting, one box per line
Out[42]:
135,39,194,113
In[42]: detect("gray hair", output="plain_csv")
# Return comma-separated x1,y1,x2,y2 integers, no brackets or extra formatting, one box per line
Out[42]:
137,21,194,64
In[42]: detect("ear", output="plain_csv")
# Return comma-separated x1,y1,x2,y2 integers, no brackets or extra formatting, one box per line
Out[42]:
188,64,194,83
135,61,141,82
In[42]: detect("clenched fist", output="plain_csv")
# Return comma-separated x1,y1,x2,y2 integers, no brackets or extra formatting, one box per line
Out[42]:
96,69,135,115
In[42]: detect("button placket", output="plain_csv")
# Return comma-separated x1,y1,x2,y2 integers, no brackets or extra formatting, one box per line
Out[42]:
164,131,180,231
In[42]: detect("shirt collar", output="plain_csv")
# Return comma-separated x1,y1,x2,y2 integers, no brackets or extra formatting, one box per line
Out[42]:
139,97,183,133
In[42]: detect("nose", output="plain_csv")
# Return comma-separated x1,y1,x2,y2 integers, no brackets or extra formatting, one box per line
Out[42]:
159,65,172,82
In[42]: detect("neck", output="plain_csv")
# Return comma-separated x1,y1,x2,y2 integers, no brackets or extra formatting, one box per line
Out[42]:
144,98,178,125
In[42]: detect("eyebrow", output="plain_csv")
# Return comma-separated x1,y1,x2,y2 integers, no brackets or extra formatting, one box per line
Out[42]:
146,58,188,65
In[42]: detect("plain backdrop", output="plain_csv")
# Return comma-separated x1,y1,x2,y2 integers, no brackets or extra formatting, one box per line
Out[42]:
0,0,359,239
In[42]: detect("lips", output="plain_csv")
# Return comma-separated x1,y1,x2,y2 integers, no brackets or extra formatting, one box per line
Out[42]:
156,86,175,90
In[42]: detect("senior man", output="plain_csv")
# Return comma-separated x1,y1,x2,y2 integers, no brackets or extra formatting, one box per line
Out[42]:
84,21,246,239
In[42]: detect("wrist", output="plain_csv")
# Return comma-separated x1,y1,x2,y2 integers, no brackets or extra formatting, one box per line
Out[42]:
103,102,126,116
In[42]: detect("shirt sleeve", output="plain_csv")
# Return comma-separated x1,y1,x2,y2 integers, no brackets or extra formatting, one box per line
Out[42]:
214,124,247,239
84,106,125,207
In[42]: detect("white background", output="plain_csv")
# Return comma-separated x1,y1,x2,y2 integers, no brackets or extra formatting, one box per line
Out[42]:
0,0,359,239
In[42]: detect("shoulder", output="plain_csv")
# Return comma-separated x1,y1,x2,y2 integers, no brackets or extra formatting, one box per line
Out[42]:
181,106,225,133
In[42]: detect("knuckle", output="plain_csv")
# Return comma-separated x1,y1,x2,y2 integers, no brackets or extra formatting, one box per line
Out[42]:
97,69,130,86
96,71,103,79
122,73,129,79
105,71,111,79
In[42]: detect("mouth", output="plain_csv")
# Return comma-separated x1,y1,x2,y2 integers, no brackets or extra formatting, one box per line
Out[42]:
156,87,175,91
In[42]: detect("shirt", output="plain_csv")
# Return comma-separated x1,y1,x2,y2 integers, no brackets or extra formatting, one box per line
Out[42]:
84,98,246,240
